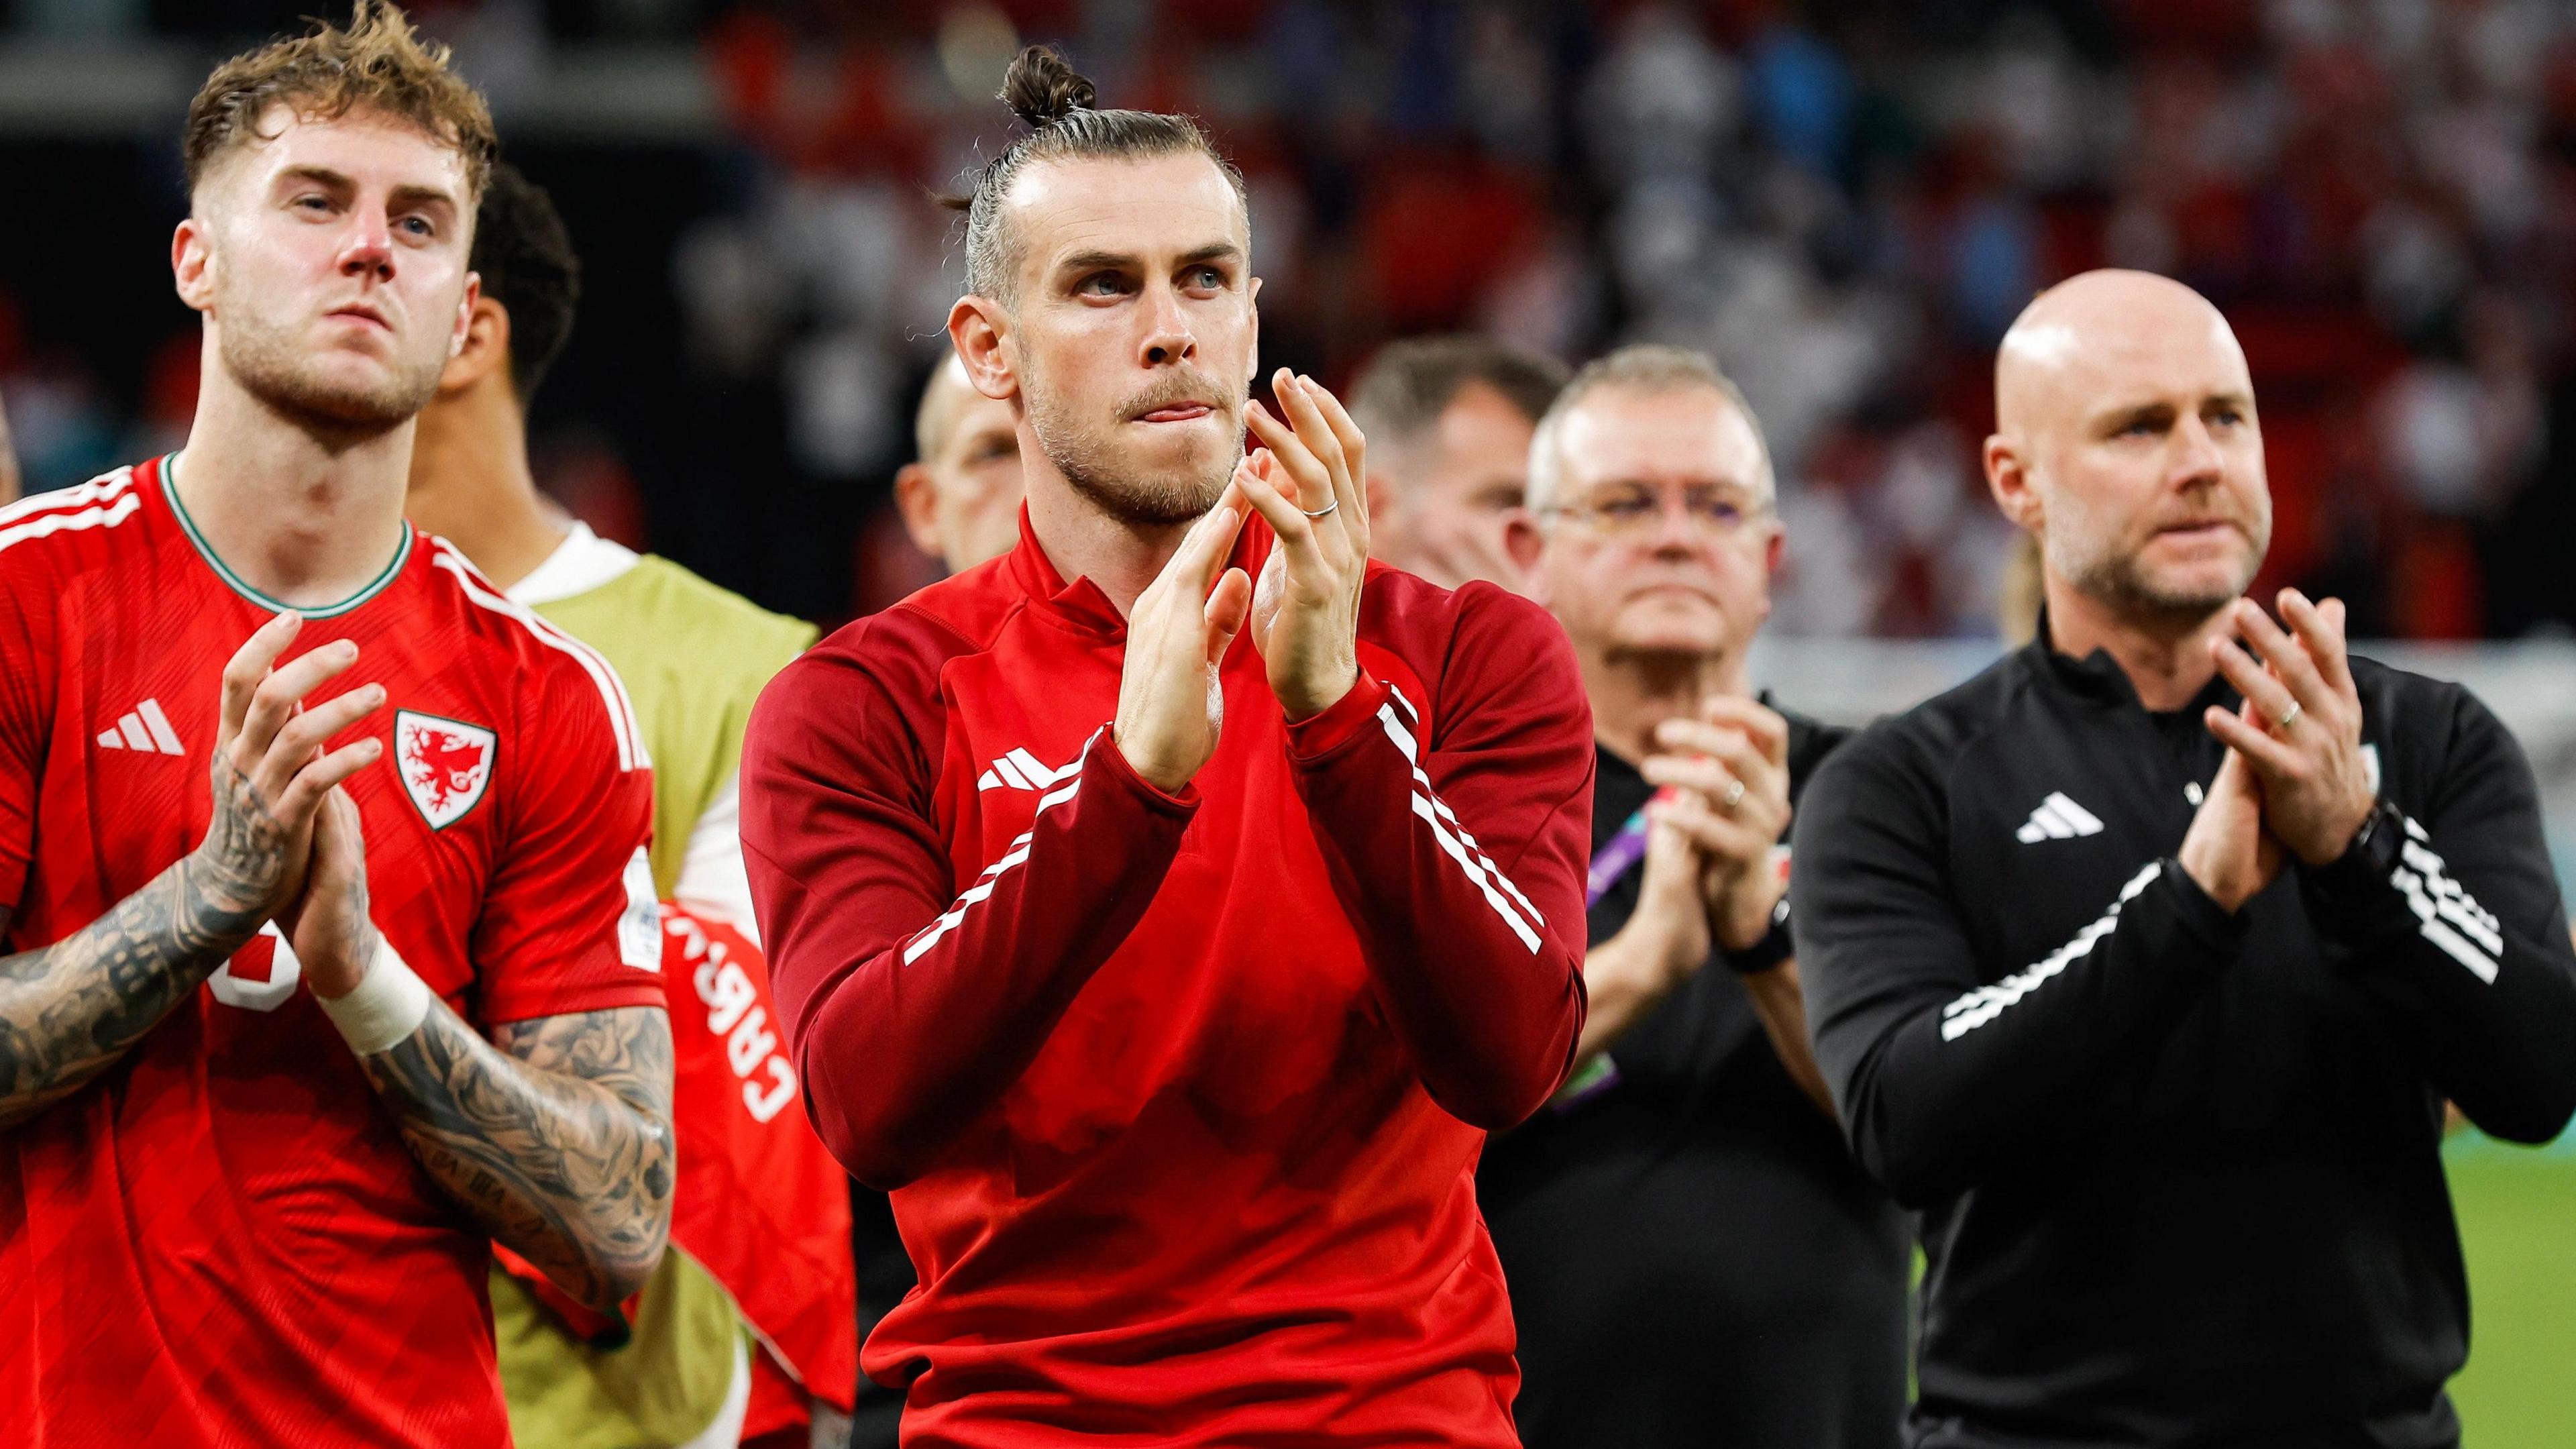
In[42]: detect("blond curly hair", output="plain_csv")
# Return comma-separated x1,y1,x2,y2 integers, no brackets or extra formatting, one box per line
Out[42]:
183,1,496,203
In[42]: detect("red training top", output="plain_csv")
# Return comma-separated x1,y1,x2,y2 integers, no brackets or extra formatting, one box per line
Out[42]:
0,456,662,1448
740,511,1593,1446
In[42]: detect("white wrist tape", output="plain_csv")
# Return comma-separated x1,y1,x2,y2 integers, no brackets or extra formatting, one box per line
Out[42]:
314,934,433,1056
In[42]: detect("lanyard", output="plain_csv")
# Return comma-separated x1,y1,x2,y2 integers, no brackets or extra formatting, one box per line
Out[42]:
1585,790,1669,908
1555,787,1673,1113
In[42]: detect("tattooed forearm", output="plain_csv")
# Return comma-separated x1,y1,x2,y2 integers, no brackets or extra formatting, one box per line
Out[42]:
360,1002,675,1311
0,853,272,1130
0,745,316,1130
0,613,386,1131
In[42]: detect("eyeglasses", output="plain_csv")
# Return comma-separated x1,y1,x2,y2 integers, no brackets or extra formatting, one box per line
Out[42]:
1540,483,1763,537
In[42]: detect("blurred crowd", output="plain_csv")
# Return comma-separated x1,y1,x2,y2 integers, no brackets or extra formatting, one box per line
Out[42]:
9,0,2576,636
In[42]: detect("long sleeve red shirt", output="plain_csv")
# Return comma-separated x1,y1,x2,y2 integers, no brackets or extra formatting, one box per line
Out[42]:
739,513,1591,1446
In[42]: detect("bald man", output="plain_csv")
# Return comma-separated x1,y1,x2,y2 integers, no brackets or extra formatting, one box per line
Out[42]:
1791,270,2576,1448
894,354,1025,573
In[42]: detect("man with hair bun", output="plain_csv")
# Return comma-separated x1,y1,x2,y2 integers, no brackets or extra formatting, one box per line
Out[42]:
742,46,1594,1446
0,7,674,1444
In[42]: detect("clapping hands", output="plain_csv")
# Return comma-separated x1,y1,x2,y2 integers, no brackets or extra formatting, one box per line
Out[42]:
1232,369,1371,722
1642,696,1796,953
2181,589,2375,911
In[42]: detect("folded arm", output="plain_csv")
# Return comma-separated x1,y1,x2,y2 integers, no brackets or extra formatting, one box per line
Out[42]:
0,614,383,1130
1791,741,2246,1205
0,867,263,1129
1285,588,1593,1130
743,643,1197,1189
363,1002,675,1310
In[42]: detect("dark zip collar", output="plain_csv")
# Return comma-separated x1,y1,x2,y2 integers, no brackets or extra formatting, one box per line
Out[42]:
2020,605,2241,720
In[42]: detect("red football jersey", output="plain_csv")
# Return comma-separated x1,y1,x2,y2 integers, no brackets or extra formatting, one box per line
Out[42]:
742,512,1594,1446
0,455,662,1448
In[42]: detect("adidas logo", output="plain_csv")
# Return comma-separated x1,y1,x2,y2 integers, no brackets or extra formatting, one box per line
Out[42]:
97,698,185,756
977,747,1080,793
2015,791,2104,843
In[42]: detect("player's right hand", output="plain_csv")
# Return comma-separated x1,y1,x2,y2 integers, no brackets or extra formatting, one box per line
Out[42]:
194,612,387,921
1237,371,1371,722
1114,501,1251,794
2178,731,2282,914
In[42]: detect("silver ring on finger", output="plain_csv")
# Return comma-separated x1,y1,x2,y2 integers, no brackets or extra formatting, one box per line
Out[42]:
1721,778,1746,812
1301,499,1340,519
2274,700,2302,733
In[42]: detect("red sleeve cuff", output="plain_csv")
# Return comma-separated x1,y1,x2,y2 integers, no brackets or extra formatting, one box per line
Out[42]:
1285,670,1391,764
1087,724,1203,818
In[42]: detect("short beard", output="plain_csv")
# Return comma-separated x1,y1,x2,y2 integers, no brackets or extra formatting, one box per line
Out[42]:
1024,360,1237,527
2055,529,2263,624
217,305,443,434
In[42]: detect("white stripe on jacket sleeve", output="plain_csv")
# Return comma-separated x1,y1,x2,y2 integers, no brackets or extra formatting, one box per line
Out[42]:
1373,685,1545,955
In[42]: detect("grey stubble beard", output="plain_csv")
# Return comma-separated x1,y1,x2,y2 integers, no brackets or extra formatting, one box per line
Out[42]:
2054,520,2267,626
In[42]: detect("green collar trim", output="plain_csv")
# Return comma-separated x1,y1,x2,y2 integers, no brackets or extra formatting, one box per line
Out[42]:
160,451,412,619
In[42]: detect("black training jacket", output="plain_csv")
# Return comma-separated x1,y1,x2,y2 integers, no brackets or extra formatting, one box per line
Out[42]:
1481,708,1908,1449
1789,631,2576,1449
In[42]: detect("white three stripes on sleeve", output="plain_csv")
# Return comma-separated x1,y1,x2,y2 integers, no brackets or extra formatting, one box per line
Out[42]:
1374,685,1546,954
1944,811,2508,1042
1941,861,2161,1040
0,470,142,557
2392,816,2503,984
902,731,1096,965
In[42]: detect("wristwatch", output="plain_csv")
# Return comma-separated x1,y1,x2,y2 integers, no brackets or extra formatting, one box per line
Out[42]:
1721,901,1798,975
2310,797,2406,899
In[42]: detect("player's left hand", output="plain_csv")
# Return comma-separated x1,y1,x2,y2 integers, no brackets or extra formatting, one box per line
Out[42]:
284,785,381,1000
1235,368,1369,721
1642,696,1794,952
2204,590,2375,867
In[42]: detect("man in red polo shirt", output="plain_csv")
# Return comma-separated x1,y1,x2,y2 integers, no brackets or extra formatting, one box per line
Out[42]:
739,48,1592,1446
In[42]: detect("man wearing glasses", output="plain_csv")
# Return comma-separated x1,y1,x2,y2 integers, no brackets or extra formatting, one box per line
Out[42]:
1487,345,1907,1448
